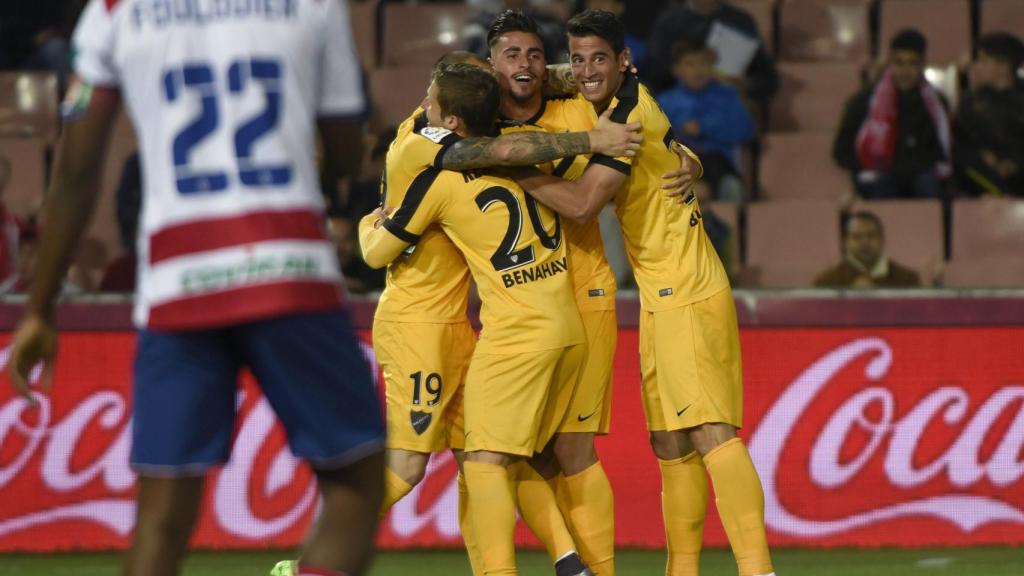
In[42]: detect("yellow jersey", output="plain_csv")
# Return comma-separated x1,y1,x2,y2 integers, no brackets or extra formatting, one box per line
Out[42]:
498,96,617,312
373,108,471,323
366,167,583,355
590,74,729,311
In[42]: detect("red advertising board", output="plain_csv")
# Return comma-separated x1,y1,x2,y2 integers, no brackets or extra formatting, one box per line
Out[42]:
0,327,1022,551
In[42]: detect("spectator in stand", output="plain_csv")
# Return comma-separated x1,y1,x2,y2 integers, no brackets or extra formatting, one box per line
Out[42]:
954,32,1024,198
0,157,20,284
0,219,84,295
327,207,384,295
646,0,778,103
814,210,920,289
100,152,141,291
658,40,753,203
833,29,952,200
464,0,570,62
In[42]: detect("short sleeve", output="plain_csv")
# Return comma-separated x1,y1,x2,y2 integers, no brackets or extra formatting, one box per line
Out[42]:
588,73,641,175
72,0,120,86
317,0,368,118
383,167,446,243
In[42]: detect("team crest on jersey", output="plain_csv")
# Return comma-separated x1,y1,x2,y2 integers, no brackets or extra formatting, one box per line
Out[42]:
410,410,432,435
419,126,452,144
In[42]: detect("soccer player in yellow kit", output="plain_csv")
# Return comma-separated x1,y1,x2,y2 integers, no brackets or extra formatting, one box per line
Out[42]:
513,10,776,576
365,53,641,576
361,63,594,576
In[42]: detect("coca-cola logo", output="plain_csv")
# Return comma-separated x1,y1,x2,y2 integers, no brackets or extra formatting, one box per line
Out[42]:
0,339,379,543
749,337,1024,537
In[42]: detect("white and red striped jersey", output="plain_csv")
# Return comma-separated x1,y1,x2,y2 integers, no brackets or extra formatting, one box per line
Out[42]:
72,0,365,330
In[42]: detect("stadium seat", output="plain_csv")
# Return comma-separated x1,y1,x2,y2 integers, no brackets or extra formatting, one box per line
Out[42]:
381,3,470,67
370,66,433,130
770,61,863,131
0,137,47,217
779,0,871,62
744,200,841,287
350,0,379,70
758,132,852,201
980,0,1024,36
943,257,1024,288
730,0,777,55
951,198,1024,260
0,73,59,142
706,200,741,275
879,0,971,65
854,199,944,286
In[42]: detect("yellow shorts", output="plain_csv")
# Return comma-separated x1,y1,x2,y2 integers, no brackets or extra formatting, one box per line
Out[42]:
639,288,743,432
464,344,585,457
558,309,616,434
374,319,475,452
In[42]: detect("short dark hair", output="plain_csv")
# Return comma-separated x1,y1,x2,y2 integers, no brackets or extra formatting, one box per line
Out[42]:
487,9,541,49
433,50,489,72
567,9,625,54
977,32,1024,71
671,39,710,63
433,63,501,137
845,210,885,239
890,28,927,57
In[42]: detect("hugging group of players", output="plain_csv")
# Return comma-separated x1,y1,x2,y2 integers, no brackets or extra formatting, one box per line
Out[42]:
357,9,775,576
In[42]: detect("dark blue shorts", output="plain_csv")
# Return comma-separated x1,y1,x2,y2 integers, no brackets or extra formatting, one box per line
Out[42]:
131,310,384,476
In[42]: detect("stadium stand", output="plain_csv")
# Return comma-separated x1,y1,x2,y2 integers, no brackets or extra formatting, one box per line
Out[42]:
350,0,380,70
980,0,1024,36
879,0,971,66
770,61,864,131
0,72,59,142
381,2,470,66
758,131,852,201
952,198,1024,260
0,138,47,216
731,0,778,55
778,0,872,63
745,200,841,287
707,200,741,277
369,66,433,129
943,257,1024,288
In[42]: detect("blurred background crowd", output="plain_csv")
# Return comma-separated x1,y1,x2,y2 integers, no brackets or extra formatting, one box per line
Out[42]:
0,0,1022,296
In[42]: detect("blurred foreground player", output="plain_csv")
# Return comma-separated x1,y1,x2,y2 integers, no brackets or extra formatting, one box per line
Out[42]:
6,1,385,576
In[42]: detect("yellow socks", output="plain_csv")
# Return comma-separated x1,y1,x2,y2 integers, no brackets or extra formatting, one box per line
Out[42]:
659,452,708,576
703,439,773,576
464,460,518,575
381,468,414,517
514,462,577,563
459,472,486,575
561,462,615,576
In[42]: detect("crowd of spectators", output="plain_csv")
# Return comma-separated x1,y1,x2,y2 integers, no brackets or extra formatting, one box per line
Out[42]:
1,0,1022,293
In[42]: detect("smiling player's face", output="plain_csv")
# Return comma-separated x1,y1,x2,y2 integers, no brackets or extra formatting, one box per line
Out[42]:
491,31,547,105
570,35,627,110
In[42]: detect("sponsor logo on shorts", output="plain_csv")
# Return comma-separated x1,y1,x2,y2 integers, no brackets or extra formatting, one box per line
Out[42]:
410,410,432,435
588,289,605,297
659,288,673,297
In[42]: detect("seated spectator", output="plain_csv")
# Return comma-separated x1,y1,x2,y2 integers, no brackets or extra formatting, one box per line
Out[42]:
954,32,1024,197
327,208,385,295
464,0,569,62
646,0,778,103
814,210,920,289
0,219,85,295
658,40,754,203
833,29,951,200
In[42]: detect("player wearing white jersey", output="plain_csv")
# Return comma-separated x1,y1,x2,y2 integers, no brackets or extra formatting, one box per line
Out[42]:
7,1,385,576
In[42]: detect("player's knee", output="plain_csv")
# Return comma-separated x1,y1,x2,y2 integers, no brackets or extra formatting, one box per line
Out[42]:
465,450,515,467
649,431,682,460
687,423,737,456
553,433,597,475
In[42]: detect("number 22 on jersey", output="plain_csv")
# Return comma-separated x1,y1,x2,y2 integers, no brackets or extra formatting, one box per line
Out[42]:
163,58,292,195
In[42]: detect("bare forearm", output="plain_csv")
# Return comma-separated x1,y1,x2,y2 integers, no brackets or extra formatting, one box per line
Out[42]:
443,131,591,171
515,171,597,224
27,174,102,318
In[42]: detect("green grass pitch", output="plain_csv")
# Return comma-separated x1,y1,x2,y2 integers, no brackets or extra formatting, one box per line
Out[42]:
1,548,1021,575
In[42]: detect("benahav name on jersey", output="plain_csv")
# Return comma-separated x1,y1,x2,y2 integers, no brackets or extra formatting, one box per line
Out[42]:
501,256,568,288
132,0,297,30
